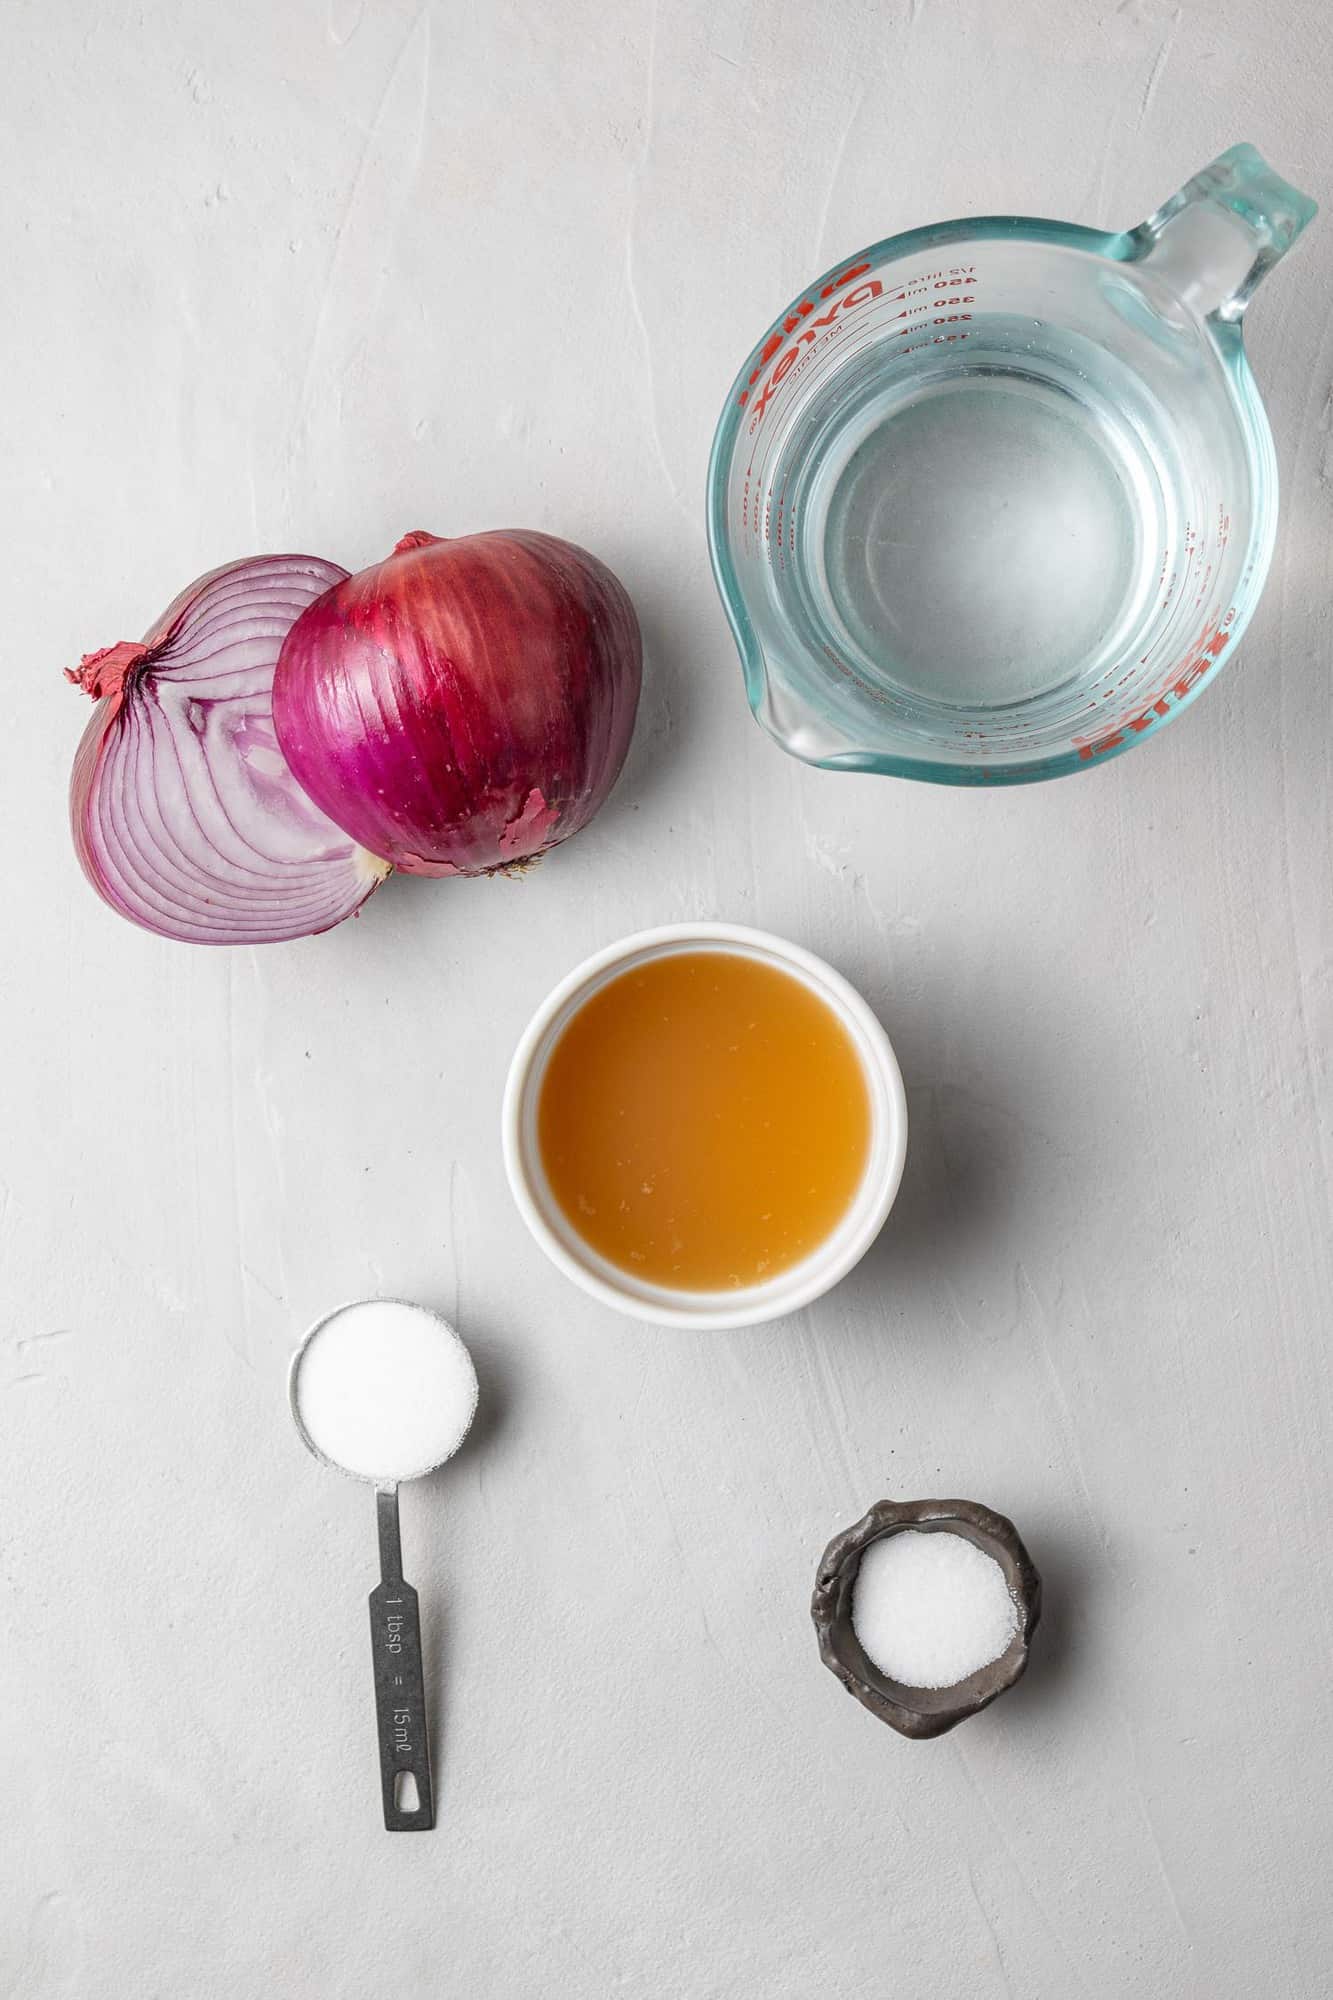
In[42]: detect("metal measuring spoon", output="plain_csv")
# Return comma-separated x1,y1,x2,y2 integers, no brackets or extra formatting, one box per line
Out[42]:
288,1298,479,1831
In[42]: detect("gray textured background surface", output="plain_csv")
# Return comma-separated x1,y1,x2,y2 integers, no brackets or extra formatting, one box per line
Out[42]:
3,2,1331,1994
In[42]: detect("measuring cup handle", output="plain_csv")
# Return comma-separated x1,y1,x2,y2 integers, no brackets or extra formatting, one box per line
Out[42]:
1129,142,1317,321
369,1486,435,1831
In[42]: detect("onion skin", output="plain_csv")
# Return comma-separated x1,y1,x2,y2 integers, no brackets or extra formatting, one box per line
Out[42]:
271,530,642,876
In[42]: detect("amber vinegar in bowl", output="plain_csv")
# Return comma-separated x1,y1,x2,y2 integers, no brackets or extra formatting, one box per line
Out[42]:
503,925,908,1329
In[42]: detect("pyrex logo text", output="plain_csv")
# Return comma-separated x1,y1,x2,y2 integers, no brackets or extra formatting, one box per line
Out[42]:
1073,621,1232,760
739,264,880,425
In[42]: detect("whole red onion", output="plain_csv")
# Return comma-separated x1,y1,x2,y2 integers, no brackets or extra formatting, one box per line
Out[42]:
272,530,642,877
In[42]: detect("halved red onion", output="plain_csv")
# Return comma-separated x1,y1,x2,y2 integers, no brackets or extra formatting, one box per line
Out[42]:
272,530,642,877
68,555,389,945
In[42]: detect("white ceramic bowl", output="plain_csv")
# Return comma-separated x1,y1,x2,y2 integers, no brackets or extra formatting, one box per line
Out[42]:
501,923,908,1330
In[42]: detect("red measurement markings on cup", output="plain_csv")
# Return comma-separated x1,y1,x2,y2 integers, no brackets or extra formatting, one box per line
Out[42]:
794,272,977,409
737,261,875,413
741,270,980,485
745,279,885,424
740,265,979,433
738,264,984,565
1075,506,1237,759
769,482,797,572
731,260,987,629
819,641,899,709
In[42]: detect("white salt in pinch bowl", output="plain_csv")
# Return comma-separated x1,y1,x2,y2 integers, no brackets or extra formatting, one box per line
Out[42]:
811,1498,1042,1738
502,922,908,1331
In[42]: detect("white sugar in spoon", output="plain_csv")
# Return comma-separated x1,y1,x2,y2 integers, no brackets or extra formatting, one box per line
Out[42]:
289,1298,479,1831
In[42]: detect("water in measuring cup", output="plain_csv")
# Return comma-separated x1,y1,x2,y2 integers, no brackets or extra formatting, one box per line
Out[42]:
790,318,1179,711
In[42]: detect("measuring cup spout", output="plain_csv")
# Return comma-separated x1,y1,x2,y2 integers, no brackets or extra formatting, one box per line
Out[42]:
1129,142,1317,322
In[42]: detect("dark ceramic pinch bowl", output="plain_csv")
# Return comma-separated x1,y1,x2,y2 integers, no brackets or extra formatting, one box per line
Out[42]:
812,1498,1041,1739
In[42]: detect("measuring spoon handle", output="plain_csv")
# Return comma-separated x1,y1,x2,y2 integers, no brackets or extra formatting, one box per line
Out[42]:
370,1487,435,1831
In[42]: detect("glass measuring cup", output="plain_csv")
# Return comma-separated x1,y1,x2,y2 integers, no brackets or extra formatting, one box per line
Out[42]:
707,145,1316,784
